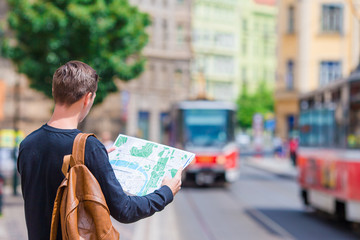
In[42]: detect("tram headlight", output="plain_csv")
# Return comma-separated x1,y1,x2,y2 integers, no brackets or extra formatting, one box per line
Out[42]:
216,155,226,165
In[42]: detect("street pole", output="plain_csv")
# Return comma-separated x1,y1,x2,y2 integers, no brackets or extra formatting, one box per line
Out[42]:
12,75,20,196
0,15,19,196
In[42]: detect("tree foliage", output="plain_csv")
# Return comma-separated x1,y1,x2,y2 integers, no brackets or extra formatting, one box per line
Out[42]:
1,0,150,105
236,81,274,129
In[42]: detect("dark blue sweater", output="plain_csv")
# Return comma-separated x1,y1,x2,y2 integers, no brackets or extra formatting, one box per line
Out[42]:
17,124,173,240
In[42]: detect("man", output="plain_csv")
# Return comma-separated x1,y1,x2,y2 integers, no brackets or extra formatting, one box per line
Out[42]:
17,61,182,239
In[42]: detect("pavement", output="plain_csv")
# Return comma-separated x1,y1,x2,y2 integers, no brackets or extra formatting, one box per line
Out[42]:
0,156,298,239
0,186,27,240
244,156,298,179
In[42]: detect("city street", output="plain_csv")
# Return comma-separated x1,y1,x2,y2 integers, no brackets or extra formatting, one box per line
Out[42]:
113,160,358,240
1,0,360,239
1,158,359,240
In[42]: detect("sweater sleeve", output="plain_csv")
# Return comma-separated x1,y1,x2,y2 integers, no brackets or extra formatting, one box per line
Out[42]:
85,140,174,223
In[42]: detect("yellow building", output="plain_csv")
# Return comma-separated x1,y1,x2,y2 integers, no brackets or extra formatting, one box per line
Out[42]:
275,0,360,139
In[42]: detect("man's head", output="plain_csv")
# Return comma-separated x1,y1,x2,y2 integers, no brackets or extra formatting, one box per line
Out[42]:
52,61,98,106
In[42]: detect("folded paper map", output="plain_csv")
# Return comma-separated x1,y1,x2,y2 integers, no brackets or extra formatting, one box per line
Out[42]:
108,134,195,196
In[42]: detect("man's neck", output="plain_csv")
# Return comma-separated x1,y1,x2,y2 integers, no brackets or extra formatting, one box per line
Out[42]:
47,103,81,129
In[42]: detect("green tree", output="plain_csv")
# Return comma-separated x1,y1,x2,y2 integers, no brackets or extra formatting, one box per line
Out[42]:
1,0,150,105
236,82,253,128
236,80,274,129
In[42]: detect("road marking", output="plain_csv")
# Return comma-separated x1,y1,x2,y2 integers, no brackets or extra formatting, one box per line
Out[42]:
184,190,218,240
246,208,296,240
229,180,296,240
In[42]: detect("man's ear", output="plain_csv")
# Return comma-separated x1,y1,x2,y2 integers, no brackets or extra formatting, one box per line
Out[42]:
83,92,93,106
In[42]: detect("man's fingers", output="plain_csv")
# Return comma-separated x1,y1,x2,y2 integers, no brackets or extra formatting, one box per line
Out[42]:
161,176,170,186
107,146,116,153
175,167,183,178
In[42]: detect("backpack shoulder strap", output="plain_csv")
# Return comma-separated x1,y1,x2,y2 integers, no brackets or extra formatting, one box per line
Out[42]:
50,176,68,240
71,133,96,166
61,155,74,176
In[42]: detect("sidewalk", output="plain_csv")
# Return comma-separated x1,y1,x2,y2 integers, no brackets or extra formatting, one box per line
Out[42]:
0,184,180,240
0,186,27,240
244,156,298,179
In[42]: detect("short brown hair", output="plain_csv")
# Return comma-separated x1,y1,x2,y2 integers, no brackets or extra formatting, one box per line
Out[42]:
52,61,98,105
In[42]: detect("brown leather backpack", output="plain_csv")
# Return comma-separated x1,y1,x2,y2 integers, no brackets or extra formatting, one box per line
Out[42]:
50,133,120,240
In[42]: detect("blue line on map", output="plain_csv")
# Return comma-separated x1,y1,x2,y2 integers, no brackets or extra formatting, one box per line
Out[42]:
183,155,195,168
137,167,149,195
110,160,129,167
110,159,149,196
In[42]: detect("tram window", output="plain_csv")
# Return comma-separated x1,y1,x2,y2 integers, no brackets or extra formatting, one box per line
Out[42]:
299,108,335,147
183,109,230,147
348,103,360,149
227,110,235,141
177,110,184,145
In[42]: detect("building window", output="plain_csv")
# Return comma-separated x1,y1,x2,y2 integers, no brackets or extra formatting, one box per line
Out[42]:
320,61,341,86
138,111,150,140
242,19,247,32
192,29,199,44
160,112,170,144
161,65,168,88
213,56,234,75
212,82,233,101
242,67,247,82
322,4,343,33
149,17,155,47
286,60,294,90
176,24,185,45
148,64,155,87
214,32,234,48
162,19,168,49
287,115,296,135
288,6,295,33
202,30,211,46
242,40,247,55
174,68,183,84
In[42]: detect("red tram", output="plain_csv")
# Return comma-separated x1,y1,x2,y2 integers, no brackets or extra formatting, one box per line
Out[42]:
170,100,239,185
298,75,360,223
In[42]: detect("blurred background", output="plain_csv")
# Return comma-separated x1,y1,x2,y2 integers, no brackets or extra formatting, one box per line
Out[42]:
1,0,360,239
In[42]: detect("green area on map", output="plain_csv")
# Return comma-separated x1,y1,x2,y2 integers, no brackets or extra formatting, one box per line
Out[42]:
139,147,176,195
130,143,157,158
170,168,178,178
115,136,128,147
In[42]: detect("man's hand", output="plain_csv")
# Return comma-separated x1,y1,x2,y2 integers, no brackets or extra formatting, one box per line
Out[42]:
162,168,183,197
107,146,116,153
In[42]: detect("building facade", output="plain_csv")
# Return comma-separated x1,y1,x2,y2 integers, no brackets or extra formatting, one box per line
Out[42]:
238,0,277,96
125,0,192,143
275,0,360,139
190,0,277,102
191,0,240,101
0,0,192,145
